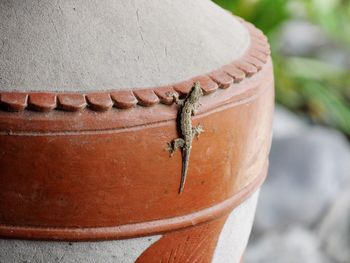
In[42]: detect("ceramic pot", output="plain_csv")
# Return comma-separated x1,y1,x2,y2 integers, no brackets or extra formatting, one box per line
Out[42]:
0,0,273,262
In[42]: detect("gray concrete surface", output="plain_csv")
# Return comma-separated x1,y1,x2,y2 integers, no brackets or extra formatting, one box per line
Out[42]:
0,0,249,92
0,236,161,263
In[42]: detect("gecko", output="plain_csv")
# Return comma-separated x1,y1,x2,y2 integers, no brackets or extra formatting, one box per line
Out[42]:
167,81,204,193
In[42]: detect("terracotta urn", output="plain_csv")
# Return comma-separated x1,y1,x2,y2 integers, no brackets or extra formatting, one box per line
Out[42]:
0,0,274,262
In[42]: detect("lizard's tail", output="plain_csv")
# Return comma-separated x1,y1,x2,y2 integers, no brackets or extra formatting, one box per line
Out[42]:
179,149,190,193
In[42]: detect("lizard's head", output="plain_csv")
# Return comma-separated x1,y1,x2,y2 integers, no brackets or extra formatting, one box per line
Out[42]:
188,81,203,103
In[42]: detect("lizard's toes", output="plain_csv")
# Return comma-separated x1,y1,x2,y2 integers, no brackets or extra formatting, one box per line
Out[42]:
166,143,175,156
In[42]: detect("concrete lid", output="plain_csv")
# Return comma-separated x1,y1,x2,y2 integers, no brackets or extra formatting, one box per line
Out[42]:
0,0,250,92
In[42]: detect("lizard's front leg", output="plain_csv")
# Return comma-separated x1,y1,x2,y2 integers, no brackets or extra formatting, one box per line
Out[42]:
166,92,184,106
167,138,185,156
192,103,202,116
192,124,204,139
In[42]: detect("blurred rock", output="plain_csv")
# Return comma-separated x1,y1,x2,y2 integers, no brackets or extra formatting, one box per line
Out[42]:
279,19,350,68
245,227,331,263
318,190,350,263
279,20,328,56
317,46,350,69
273,106,307,139
253,108,350,234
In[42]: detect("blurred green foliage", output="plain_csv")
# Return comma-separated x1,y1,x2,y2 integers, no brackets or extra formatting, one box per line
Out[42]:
213,0,350,136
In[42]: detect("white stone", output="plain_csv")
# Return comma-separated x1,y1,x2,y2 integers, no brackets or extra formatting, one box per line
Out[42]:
0,0,249,92
318,189,350,263
273,106,307,139
245,227,331,263
254,125,350,233
279,20,328,56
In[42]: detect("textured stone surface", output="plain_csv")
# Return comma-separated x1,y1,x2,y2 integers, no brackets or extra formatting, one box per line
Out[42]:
245,227,331,263
254,116,350,233
279,20,328,56
212,190,259,263
0,235,161,263
0,0,249,92
247,107,350,263
279,19,350,68
318,190,350,263
272,106,308,139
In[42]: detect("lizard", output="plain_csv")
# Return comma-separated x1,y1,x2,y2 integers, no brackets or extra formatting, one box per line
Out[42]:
167,81,204,193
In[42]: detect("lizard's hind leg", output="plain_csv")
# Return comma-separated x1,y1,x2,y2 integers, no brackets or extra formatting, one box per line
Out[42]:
192,124,204,139
167,138,185,156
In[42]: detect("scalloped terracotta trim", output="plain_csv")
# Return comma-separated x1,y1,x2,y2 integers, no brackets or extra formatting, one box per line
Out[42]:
0,19,270,113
